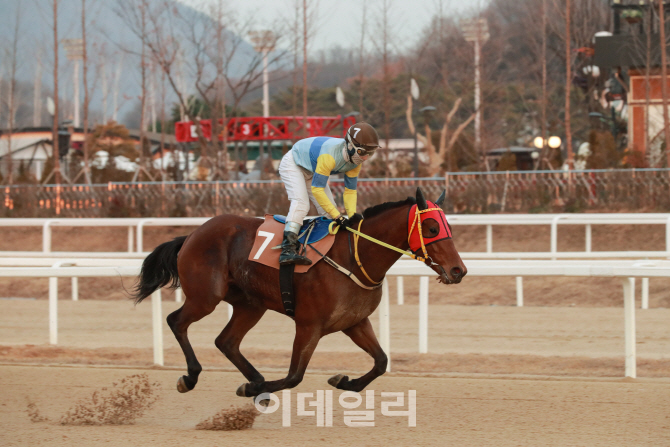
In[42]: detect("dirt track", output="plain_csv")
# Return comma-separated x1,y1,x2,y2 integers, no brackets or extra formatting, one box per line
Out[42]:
2,365,670,446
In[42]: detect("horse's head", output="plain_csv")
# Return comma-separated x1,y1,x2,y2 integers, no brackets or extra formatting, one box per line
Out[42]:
409,187,467,284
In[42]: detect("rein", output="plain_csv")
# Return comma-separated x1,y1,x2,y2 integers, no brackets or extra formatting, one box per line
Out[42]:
325,209,446,288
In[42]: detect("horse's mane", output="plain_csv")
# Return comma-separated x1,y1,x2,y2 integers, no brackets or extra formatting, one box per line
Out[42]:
362,196,416,219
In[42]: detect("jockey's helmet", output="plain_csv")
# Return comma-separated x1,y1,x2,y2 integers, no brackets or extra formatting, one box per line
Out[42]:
345,122,380,160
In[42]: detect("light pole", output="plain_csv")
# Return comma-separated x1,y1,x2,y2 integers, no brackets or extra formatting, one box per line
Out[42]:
249,30,276,180
62,39,83,128
249,30,276,122
460,18,489,157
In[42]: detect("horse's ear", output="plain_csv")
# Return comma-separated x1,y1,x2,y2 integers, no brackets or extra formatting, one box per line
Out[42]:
435,189,446,207
416,187,428,210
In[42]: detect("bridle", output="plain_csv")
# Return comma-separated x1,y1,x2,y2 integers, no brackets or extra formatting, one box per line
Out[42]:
324,203,453,287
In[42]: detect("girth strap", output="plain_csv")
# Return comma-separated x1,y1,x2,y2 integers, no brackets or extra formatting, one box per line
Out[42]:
279,264,296,317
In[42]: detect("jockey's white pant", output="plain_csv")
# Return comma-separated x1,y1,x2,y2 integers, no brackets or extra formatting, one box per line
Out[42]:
279,149,336,234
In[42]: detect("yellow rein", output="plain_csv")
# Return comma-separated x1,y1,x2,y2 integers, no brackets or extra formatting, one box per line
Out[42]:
328,209,438,285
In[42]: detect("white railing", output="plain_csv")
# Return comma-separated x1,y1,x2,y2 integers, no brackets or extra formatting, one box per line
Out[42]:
6,258,670,379
0,217,210,253
1,213,670,255
0,213,668,308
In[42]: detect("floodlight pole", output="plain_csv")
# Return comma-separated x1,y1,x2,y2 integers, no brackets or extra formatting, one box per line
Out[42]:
474,36,481,155
73,59,80,127
460,18,489,160
249,30,276,126
62,39,84,128
249,30,276,180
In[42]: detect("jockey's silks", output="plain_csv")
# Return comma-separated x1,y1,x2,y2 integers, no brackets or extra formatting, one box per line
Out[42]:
407,201,452,254
291,137,362,219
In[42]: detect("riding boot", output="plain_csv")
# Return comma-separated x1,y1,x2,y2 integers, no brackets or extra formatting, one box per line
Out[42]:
279,231,312,266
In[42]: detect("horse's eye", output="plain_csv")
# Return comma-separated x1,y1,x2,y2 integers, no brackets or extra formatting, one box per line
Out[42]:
430,227,438,235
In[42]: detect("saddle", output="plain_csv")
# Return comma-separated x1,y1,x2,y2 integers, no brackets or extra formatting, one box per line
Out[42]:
248,215,337,273
248,215,338,318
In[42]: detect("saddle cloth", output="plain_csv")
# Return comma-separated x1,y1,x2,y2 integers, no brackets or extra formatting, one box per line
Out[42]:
248,215,336,273
272,215,333,244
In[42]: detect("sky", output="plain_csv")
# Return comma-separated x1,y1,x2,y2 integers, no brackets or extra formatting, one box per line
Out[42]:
180,0,484,53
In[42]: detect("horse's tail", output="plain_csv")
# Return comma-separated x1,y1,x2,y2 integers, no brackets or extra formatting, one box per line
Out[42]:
132,236,187,304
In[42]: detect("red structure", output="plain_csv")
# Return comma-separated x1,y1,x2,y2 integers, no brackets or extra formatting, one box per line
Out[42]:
174,115,357,143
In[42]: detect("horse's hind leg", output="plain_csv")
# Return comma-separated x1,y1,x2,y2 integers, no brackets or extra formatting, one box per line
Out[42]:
328,317,388,392
167,299,216,393
214,303,266,384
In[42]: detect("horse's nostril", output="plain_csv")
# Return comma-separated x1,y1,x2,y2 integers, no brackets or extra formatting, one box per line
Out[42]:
450,267,462,278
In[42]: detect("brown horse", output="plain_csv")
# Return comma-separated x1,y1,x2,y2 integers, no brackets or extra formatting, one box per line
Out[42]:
132,187,466,398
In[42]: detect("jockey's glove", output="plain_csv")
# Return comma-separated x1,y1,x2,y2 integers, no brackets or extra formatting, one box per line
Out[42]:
334,214,350,229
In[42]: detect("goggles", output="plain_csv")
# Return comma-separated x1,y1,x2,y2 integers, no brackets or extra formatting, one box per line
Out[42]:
346,133,379,156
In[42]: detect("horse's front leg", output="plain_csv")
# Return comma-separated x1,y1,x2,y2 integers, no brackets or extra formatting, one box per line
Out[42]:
328,317,388,392
237,324,321,397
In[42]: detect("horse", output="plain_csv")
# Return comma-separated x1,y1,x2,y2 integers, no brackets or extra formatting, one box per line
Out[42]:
132,187,467,399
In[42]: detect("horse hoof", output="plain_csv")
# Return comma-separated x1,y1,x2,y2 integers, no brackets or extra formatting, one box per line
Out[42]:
177,376,191,393
236,383,248,397
328,374,347,388
254,397,270,407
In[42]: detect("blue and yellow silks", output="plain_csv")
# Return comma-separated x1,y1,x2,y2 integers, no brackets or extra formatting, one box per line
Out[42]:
291,137,361,219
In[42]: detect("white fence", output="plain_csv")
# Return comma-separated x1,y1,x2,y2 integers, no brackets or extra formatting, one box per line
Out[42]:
4,213,670,378
2,213,670,255
5,258,669,379
2,213,669,308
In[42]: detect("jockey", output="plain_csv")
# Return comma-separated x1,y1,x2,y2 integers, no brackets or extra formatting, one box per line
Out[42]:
277,122,380,265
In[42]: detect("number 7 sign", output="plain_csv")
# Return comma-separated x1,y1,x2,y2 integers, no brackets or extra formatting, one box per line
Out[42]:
253,231,275,260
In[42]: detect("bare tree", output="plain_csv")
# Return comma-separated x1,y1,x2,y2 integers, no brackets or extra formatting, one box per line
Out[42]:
33,49,43,128
4,0,23,184
540,0,548,168
51,0,61,184
564,0,573,167
116,0,285,180
79,0,91,183
136,0,151,181
376,0,393,176
544,0,609,167
291,0,301,121
302,0,308,134
406,94,475,175
660,1,670,167
112,52,124,122
357,0,367,119
645,5,653,164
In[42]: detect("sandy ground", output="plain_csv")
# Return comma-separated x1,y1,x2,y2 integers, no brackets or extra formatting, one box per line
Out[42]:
2,365,670,446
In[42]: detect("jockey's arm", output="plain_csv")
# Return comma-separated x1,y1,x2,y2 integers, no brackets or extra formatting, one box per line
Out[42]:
310,154,341,219
343,165,361,217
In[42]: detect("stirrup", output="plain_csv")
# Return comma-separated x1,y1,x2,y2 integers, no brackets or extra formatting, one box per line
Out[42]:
279,250,312,266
